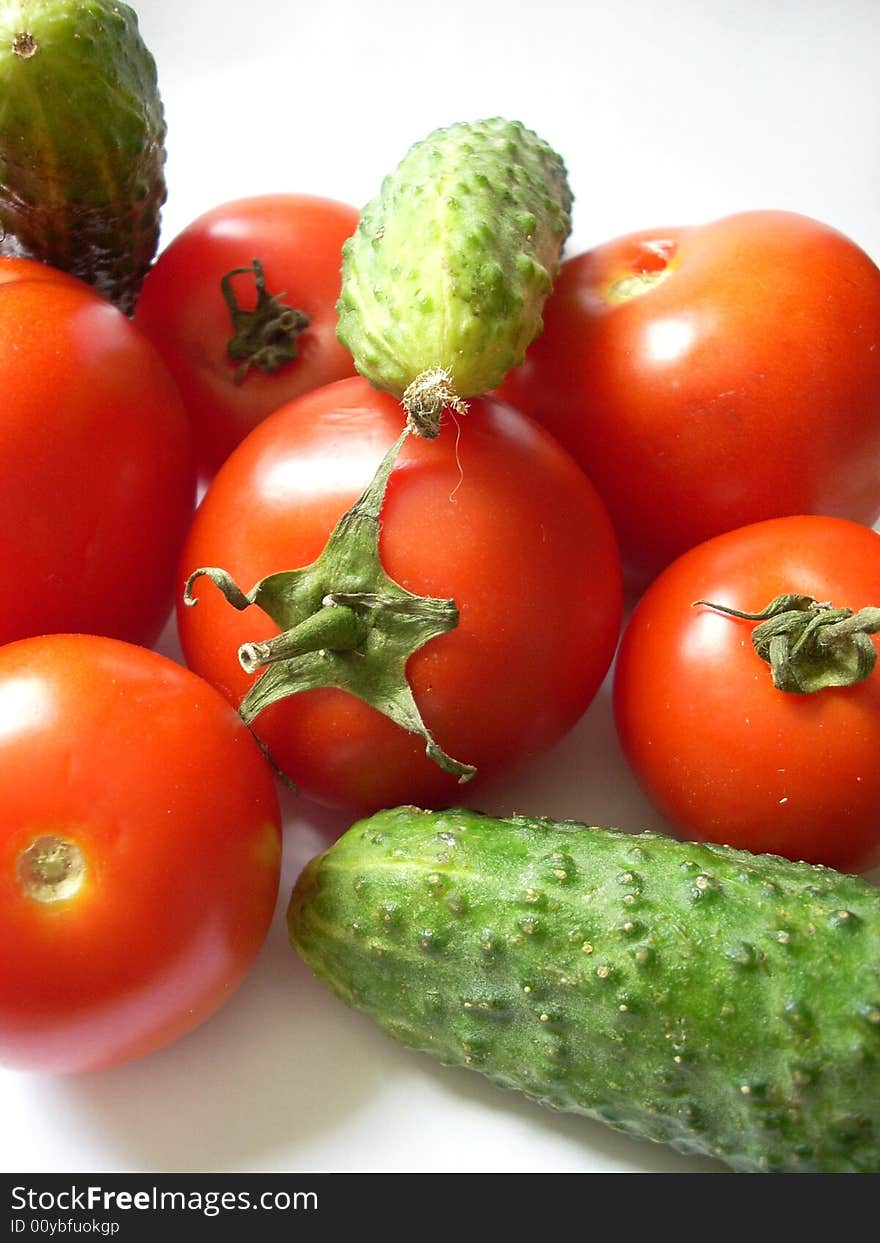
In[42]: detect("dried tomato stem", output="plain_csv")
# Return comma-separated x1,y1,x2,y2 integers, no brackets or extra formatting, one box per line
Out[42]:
222,258,310,382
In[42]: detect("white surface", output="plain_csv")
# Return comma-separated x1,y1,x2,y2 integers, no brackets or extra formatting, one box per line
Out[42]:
3,0,880,1175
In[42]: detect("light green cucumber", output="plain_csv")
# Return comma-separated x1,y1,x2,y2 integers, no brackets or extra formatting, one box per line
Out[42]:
289,805,880,1173
336,118,572,430
0,0,166,310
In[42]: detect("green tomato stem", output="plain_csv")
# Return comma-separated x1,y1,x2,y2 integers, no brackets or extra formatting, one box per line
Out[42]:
184,427,476,783
238,603,370,675
693,594,880,693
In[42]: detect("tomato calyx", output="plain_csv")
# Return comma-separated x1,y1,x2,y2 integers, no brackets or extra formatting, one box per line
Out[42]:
184,428,477,783
694,593,880,693
221,258,310,383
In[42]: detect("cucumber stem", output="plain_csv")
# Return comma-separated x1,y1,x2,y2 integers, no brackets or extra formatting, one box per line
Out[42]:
402,367,469,439
12,33,38,59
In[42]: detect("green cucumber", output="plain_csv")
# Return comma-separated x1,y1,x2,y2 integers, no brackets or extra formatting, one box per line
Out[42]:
336,117,572,431
0,0,166,311
289,805,880,1173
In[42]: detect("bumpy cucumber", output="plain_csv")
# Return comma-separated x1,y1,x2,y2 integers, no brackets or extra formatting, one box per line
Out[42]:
289,806,880,1173
0,0,166,311
336,118,572,424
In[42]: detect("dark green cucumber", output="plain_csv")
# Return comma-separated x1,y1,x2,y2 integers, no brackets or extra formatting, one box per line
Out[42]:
0,0,166,310
289,806,880,1173
336,118,572,427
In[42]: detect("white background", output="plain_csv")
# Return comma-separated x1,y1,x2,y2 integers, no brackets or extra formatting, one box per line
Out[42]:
3,0,880,1175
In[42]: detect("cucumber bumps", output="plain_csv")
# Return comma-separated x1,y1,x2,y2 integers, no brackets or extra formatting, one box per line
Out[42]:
0,0,166,311
289,806,880,1173
337,118,572,430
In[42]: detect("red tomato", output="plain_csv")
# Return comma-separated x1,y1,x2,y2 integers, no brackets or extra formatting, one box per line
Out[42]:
134,194,360,473
0,277,195,648
500,211,880,584
177,377,622,812
0,255,84,288
0,634,281,1073
614,516,880,873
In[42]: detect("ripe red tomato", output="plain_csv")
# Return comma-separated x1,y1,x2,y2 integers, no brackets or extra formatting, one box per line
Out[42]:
0,255,83,287
134,194,360,473
614,516,880,873
0,634,282,1073
177,376,622,812
0,276,195,648
500,211,880,584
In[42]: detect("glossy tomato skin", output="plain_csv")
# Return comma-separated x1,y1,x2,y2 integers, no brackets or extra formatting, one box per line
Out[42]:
178,377,622,813
0,635,282,1074
0,278,195,648
134,195,359,474
500,211,880,584
614,516,880,873
0,255,84,287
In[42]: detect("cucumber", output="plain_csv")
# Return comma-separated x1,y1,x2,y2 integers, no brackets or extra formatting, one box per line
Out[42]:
289,805,880,1173
336,118,572,431
0,0,166,311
